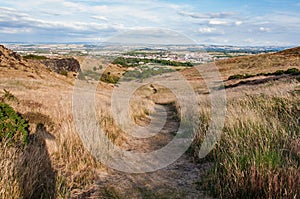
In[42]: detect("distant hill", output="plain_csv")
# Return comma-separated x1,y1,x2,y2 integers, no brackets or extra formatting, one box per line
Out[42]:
181,46,300,83
277,46,300,56
216,46,300,72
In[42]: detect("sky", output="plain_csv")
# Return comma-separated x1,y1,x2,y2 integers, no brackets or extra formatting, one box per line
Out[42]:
0,0,299,46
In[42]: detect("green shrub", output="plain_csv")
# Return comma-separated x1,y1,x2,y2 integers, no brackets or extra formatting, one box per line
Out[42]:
60,70,68,76
100,73,119,84
0,102,29,145
77,69,120,84
285,68,300,75
272,69,285,76
228,68,300,81
23,54,47,60
228,74,246,80
228,73,255,80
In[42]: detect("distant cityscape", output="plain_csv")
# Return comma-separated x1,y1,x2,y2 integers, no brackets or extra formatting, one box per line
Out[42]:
4,43,290,64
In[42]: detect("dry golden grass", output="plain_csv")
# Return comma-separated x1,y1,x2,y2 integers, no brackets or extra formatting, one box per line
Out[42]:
216,47,300,78
0,46,299,198
0,65,108,198
193,78,300,199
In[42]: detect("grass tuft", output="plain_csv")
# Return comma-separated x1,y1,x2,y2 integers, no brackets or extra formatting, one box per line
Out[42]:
197,94,300,199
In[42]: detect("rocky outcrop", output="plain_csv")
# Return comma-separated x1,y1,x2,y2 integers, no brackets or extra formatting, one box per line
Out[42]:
0,45,81,74
41,58,80,73
0,45,26,67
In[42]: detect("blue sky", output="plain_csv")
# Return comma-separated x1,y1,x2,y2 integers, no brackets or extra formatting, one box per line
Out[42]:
0,0,299,45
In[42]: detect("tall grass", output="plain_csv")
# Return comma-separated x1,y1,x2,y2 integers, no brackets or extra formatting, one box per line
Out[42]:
0,146,23,198
198,93,299,198
0,125,56,199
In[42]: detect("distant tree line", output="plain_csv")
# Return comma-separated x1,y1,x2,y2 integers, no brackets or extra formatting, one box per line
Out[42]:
112,57,193,67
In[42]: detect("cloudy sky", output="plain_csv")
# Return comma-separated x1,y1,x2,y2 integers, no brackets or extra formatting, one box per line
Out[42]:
0,0,299,46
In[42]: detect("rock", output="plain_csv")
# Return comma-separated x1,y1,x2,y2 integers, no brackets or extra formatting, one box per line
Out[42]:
41,58,81,73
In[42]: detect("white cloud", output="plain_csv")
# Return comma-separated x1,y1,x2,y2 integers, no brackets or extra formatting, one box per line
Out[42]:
0,1,299,45
209,20,228,25
62,1,109,13
91,16,108,22
63,1,86,12
259,27,271,32
0,27,32,34
198,26,225,35
178,11,236,19
198,27,216,33
235,21,243,26
0,7,120,35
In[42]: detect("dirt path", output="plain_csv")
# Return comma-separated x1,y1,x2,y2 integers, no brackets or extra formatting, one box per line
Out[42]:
72,101,213,199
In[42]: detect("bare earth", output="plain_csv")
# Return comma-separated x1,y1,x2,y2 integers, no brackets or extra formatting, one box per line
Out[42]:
72,103,213,199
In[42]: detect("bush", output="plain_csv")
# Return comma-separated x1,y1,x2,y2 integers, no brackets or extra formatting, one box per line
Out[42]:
23,54,47,60
59,70,68,76
273,69,285,76
100,73,119,84
285,68,300,75
0,102,29,145
228,74,247,80
228,68,300,81
228,73,255,80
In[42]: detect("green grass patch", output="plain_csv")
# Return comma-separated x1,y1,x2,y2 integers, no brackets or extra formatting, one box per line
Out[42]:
122,66,174,81
23,54,48,60
100,73,120,84
228,68,300,81
78,70,120,84
228,73,255,80
112,57,193,67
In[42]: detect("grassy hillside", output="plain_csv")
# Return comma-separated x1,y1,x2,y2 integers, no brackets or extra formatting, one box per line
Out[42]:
0,45,299,198
194,90,299,198
187,47,300,198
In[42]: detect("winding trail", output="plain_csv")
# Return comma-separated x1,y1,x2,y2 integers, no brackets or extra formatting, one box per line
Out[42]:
72,100,213,199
